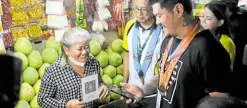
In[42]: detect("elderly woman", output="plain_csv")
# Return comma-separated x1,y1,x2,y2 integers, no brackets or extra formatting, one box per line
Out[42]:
38,28,108,108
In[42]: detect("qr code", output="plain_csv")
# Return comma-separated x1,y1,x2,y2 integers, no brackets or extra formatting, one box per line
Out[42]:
85,80,96,94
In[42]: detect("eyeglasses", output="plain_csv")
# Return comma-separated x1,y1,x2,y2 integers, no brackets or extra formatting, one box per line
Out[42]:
132,7,150,15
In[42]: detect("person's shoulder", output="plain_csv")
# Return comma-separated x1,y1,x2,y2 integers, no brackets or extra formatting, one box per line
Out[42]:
190,30,228,54
87,56,100,66
191,30,215,47
45,56,66,75
220,34,235,45
125,18,136,30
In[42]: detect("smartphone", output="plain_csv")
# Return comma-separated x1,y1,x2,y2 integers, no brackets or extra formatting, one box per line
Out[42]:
108,85,135,101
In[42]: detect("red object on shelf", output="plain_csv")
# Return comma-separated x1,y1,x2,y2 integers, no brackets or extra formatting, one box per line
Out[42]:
108,20,117,31
3,32,13,48
2,13,12,30
1,0,10,14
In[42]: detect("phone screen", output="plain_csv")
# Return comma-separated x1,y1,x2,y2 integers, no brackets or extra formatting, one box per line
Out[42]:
109,85,135,100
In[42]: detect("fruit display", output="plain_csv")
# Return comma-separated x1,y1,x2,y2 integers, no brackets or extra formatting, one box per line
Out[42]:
14,37,61,108
25,0,40,6
1,0,47,43
11,8,29,21
9,0,26,8
26,23,42,40
27,4,45,19
89,39,125,105
11,27,29,41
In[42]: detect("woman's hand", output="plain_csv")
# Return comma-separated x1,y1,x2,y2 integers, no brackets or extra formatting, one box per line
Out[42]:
66,99,87,108
99,85,108,99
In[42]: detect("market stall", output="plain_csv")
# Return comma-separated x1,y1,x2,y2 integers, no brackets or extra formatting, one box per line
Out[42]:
0,0,222,107
0,0,132,107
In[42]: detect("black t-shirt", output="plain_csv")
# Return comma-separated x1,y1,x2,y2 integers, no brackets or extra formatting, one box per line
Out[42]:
159,30,231,108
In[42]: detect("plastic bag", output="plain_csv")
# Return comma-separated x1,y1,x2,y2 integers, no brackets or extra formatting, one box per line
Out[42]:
101,20,108,31
27,3,45,19
90,33,105,45
9,0,26,8
46,0,64,15
11,27,29,41
25,0,40,6
98,8,112,20
11,8,29,21
97,0,110,8
26,23,42,40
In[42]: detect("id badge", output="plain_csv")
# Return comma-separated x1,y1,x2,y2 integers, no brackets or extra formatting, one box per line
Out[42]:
81,74,99,102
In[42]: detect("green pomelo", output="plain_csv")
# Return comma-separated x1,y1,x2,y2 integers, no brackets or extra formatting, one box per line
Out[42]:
110,91,120,100
102,75,112,86
116,64,123,75
103,65,116,78
100,68,104,76
23,67,39,85
96,51,108,68
33,79,41,95
28,50,43,69
89,40,102,56
14,37,33,55
113,75,124,87
30,95,41,108
14,52,28,70
111,39,123,53
42,48,59,64
15,100,31,108
45,36,61,52
38,63,50,79
108,52,122,67
19,83,35,102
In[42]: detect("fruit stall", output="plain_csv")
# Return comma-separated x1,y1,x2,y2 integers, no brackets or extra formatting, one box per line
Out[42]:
0,0,132,107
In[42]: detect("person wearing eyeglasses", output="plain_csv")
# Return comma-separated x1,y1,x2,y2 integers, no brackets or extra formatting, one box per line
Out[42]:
120,0,232,108
37,28,108,108
122,0,165,108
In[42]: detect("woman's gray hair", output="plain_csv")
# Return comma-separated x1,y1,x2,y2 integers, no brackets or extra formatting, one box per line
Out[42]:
61,28,91,47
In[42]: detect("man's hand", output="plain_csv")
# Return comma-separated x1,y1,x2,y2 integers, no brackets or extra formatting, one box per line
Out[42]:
66,100,87,108
99,85,108,99
120,83,144,104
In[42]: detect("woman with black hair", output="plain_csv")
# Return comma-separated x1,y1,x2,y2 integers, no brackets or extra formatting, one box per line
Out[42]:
200,1,236,71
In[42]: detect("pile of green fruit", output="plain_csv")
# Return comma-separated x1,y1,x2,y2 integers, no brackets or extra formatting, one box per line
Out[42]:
89,39,126,104
14,36,61,108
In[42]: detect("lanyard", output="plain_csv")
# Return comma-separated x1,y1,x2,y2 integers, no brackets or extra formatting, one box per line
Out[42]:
137,27,154,62
158,23,200,93
136,27,154,84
